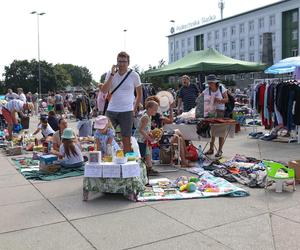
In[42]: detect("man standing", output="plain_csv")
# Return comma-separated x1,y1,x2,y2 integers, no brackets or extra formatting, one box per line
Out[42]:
17,88,27,103
177,75,200,114
102,51,142,153
5,89,18,101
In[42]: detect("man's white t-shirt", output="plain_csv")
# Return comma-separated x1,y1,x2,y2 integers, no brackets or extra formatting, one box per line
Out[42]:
18,93,27,103
5,99,25,112
203,85,227,111
38,124,55,137
59,144,83,164
105,70,141,112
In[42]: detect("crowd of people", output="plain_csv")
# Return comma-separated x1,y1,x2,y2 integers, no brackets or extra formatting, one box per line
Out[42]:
2,51,242,176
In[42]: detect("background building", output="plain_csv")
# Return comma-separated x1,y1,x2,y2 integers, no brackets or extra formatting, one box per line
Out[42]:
168,0,300,88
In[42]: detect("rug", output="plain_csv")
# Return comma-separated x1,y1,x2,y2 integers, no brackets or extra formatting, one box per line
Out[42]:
11,157,84,181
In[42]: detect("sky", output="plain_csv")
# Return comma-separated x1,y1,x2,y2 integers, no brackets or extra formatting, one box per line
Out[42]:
0,0,280,82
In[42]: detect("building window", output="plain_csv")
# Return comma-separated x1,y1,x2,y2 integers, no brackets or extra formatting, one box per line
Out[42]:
249,53,255,62
181,39,185,48
176,52,179,60
239,23,245,33
240,73,245,80
240,54,245,61
171,54,174,62
250,73,255,79
269,15,275,26
231,41,236,50
215,30,219,40
292,30,298,40
170,42,174,51
231,55,236,59
273,49,276,60
249,21,254,31
207,32,212,42
187,37,191,47
222,28,227,38
181,51,185,58
258,18,264,29
188,49,192,54
231,26,236,36
259,52,262,62
249,37,255,47
292,11,298,22
223,42,227,52
215,44,219,51
259,35,263,45
176,40,179,49
272,33,276,43
292,48,298,57
240,39,245,49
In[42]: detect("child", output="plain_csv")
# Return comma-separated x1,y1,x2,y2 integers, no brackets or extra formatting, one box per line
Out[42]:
134,100,159,176
94,115,120,155
59,128,84,168
33,114,55,140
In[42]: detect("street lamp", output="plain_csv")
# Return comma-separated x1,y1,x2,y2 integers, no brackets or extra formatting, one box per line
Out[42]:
30,11,46,98
123,29,127,50
170,20,175,62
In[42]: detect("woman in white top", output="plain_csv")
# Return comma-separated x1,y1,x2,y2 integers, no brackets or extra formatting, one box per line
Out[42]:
32,115,55,140
202,74,228,158
59,128,84,168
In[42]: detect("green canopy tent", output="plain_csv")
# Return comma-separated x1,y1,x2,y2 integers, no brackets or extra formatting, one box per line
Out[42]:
146,48,266,77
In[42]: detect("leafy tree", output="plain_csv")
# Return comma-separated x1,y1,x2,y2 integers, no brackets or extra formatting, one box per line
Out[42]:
60,64,92,87
100,73,107,83
53,64,72,89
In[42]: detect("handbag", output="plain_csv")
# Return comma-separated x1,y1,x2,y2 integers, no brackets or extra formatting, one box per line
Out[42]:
103,69,132,114
186,144,199,161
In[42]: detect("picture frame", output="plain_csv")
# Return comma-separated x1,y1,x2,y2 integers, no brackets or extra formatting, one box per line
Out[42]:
88,151,101,164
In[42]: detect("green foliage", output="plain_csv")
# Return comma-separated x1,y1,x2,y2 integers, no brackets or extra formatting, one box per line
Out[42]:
3,60,93,93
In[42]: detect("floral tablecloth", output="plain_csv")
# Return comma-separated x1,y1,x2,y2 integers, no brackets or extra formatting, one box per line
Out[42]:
83,160,148,196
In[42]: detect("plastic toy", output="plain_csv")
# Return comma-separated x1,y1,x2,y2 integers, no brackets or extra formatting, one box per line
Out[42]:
151,128,163,142
175,176,189,187
179,182,197,192
189,177,200,183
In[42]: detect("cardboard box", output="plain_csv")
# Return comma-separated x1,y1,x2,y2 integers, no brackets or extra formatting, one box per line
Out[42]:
40,154,58,165
288,160,300,184
39,162,60,173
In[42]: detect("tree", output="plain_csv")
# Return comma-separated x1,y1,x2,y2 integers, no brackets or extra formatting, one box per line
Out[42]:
60,64,92,87
53,64,72,89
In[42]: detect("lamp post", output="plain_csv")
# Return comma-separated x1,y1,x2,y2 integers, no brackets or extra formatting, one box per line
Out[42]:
170,20,175,62
30,11,46,98
123,29,127,50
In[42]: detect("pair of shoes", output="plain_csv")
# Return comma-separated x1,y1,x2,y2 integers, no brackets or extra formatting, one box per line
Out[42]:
147,168,160,176
204,149,214,155
215,151,223,158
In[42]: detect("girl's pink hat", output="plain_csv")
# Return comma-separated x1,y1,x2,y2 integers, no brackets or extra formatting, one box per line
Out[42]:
94,116,108,129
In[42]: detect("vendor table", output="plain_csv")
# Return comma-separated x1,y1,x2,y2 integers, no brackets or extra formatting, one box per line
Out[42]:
82,160,148,201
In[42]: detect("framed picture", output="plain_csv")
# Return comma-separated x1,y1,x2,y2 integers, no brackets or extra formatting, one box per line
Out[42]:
88,151,101,164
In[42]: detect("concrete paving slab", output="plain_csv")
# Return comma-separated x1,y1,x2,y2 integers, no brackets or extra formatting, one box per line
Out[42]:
202,214,275,250
0,184,44,206
265,190,300,212
272,205,300,223
72,206,193,250
0,222,94,250
132,231,230,250
0,163,19,176
32,177,83,199
150,197,265,231
0,200,65,233
0,173,29,188
271,214,300,250
50,193,146,220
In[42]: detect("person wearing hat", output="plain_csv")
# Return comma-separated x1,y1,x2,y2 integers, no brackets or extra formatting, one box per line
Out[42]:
177,75,200,114
2,99,31,140
52,118,77,151
33,114,55,139
59,128,84,168
94,115,120,156
201,74,229,157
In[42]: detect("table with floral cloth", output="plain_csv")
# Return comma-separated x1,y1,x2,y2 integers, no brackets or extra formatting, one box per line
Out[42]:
83,160,148,201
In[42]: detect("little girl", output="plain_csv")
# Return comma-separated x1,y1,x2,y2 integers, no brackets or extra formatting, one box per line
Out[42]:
32,114,55,140
59,128,84,168
94,115,120,155
134,100,159,176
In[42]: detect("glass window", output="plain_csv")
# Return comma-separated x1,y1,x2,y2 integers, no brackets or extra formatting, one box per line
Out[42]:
273,49,276,60
207,32,211,41
240,39,245,49
249,37,255,47
231,41,236,50
176,52,179,60
222,28,227,38
259,18,264,29
269,15,275,26
240,54,245,61
292,12,298,22
215,30,219,40
231,26,236,36
181,39,185,48
187,37,191,46
181,51,185,58
259,52,262,62
170,42,174,51
239,23,245,33
175,40,179,49
259,35,263,45
223,42,227,52
272,33,276,43
240,73,245,80
292,48,298,56
171,54,174,62
249,21,254,31
231,55,236,59
215,44,219,51
292,30,298,40
249,53,255,62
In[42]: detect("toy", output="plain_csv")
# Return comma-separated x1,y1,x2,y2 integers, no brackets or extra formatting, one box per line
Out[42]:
179,182,197,192
175,176,189,187
189,177,200,183
151,128,163,142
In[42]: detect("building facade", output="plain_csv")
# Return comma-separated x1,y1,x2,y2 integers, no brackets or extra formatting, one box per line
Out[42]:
168,0,300,69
